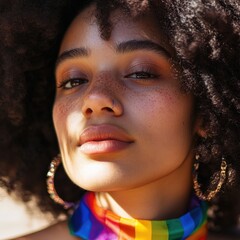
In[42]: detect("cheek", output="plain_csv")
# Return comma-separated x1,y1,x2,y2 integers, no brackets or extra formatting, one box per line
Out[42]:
53,96,82,141
53,95,76,118
130,89,195,143
132,88,191,121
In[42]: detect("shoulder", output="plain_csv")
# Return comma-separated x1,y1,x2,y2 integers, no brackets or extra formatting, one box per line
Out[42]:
11,221,79,240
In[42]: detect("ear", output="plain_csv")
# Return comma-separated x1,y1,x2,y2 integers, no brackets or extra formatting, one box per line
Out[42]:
194,117,207,138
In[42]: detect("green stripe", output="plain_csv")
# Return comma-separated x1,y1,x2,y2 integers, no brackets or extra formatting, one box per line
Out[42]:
152,220,169,240
167,219,184,239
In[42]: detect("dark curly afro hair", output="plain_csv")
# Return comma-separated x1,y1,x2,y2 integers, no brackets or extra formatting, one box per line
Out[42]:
0,0,239,234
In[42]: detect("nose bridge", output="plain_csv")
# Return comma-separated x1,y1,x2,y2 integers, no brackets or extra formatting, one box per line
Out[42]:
88,71,116,97
82,71,122,116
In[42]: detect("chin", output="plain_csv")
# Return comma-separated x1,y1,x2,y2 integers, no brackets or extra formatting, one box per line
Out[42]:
67,170,122,192
73,180,122,193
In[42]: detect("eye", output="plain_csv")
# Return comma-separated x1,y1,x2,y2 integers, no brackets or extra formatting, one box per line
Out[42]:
125,71,158,79
57,78,88,90
124,64,160,81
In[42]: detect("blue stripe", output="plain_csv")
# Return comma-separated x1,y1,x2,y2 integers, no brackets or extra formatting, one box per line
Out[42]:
180,213,195,239
70,198,92,239
190,206,203,228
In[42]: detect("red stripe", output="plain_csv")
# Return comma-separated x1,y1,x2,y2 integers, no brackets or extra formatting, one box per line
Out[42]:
119,218,136,239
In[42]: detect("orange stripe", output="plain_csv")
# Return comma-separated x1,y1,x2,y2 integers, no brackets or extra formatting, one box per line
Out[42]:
187,222,207,240
106,211,121,236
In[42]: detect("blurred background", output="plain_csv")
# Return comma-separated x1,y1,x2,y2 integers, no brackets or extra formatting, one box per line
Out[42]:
0,188,52,240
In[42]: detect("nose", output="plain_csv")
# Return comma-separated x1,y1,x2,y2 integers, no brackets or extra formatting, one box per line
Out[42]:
81,79,123,118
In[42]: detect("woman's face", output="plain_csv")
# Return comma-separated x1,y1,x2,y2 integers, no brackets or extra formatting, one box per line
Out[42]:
53,5,199,192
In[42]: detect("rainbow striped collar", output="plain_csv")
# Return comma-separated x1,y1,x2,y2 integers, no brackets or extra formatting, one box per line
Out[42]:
69,192,208,240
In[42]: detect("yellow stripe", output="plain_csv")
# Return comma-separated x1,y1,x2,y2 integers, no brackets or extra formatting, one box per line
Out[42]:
135,220,152,240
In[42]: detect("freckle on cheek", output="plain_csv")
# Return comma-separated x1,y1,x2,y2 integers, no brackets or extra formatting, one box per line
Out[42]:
163,90,176,103
54,97,77,118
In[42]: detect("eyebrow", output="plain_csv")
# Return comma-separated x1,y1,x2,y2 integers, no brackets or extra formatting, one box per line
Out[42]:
55,40,171,69
116,40,171,57
55,48,89,68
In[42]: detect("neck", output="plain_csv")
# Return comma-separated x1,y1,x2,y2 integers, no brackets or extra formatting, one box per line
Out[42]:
96,156,193,220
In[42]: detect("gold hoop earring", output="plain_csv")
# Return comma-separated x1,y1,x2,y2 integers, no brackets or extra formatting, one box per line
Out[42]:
47,154,75,209
193,155,227,201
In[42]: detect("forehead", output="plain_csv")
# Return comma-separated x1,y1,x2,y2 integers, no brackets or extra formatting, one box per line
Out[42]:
60,4,172,55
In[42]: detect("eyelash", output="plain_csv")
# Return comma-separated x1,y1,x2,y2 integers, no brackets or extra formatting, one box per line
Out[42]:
124,67,160,80
57,78,88,89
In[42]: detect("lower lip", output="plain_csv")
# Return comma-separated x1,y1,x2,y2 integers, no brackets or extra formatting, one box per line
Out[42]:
79,140,131,155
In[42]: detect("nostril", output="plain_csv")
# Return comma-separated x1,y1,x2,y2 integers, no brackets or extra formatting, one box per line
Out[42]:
82,96,122,117
102,107,114,112
85,107,113,115
86,108,93,115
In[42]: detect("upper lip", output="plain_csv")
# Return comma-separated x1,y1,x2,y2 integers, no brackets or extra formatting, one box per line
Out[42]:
78,124,134,145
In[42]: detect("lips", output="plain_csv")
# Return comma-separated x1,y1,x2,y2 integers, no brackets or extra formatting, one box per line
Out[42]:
78,125,134,155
